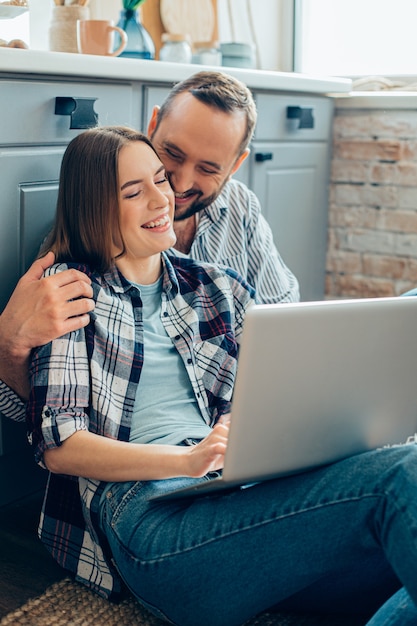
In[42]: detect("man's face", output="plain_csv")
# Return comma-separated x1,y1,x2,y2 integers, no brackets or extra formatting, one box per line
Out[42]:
148,92,248,221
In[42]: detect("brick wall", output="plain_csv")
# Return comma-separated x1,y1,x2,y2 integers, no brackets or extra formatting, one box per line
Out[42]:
326,97,417,299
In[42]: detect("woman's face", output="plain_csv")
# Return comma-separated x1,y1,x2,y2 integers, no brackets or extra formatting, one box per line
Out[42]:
114,140,176,281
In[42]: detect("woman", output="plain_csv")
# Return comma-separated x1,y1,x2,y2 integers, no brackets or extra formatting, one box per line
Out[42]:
27,126,417,626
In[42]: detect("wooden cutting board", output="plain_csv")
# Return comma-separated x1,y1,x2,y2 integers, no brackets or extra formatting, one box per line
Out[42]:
141,0,218,57
160,0,215,43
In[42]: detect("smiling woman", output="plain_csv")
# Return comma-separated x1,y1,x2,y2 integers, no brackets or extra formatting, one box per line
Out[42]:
40,126,175,282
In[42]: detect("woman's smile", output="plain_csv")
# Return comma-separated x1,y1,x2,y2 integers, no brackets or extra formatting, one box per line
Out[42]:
142,213,171,229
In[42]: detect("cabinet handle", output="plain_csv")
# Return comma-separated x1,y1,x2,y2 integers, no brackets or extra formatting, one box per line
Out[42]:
286,106,315,129
55,97,98,129
255,152,273,162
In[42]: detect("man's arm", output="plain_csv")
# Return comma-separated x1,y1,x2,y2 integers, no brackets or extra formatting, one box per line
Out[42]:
196,180,300,304
0,251,94,401
246,204,300,304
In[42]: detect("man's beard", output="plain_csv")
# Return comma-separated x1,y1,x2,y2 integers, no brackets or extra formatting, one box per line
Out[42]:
174,195,213,222
173,181,228,222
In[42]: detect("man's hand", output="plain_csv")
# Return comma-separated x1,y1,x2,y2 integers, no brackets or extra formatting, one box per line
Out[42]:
0,251,94,399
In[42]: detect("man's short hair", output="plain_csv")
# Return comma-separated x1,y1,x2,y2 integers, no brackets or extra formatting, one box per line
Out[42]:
155,70,257,157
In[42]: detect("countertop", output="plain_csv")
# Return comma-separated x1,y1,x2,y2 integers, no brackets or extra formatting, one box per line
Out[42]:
0,48,352,94
336,90,417,109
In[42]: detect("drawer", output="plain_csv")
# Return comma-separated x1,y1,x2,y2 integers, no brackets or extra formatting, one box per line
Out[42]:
0,79,136,145
254,93,334,142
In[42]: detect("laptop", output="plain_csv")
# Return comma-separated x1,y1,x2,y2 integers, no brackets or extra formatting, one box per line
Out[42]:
151,296,417,501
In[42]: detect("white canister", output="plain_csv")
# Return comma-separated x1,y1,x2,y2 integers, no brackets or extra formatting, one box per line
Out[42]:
159,33,192,64
49,5,90,54
193,41,222,66
220,42,256,69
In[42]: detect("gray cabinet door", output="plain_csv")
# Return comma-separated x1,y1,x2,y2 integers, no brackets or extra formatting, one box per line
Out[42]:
249,141,330,302
0,146,65,505
0,146,64,312
0,77,138,505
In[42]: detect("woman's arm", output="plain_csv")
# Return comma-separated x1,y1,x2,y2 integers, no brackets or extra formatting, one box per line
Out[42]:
44,417,230,482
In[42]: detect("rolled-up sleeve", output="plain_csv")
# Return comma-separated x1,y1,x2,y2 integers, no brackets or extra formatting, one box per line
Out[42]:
27,327,90,467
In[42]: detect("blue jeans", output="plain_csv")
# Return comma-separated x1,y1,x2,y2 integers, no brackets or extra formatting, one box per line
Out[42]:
99,445,417,626
366,588,417,625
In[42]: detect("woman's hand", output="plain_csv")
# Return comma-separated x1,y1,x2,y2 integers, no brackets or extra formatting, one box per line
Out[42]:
186,414,231,477
43,415,232,483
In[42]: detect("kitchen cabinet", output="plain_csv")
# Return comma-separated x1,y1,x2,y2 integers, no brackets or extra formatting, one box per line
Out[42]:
0,52,349,505
0,78,138,314
247,93,334,301
0,76,139,505
0,145,65,504
248,141,329,302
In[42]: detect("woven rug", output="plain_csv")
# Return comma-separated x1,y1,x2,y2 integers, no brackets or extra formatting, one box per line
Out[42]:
0,577,365,626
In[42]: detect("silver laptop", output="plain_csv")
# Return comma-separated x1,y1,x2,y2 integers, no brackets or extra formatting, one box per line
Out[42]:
151,296,417,501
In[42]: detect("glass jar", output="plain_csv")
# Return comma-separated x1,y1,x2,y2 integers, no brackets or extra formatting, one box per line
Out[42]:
159,33,192,64
193,40,222,66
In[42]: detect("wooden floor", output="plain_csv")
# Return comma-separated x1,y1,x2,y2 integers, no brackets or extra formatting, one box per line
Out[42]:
0,490,65,617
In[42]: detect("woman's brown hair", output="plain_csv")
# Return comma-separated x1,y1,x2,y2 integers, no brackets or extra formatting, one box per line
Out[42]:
41,126,158,273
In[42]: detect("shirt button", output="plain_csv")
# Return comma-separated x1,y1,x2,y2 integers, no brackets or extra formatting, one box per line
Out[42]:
174,335,180,341
187,358,192,364
163,312,168,317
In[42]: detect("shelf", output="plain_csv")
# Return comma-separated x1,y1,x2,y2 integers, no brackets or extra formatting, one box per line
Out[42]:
0,5,28,19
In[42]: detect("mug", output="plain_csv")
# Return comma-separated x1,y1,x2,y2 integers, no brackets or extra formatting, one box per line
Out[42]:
77,20,127,56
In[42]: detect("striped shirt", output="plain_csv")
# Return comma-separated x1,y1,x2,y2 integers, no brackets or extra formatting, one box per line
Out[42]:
0,383,25,422
25,252,255,599
184,178,299,305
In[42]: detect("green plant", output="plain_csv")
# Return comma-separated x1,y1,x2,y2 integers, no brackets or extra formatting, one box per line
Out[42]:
122,0,146,10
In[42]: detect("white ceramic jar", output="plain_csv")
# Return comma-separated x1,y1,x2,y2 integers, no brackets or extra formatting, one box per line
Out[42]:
49,5,90,54
193,40,222,66
159,33,192,64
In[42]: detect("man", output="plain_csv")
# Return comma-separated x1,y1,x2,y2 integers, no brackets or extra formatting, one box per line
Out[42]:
0,70,297,419
148,70,299,305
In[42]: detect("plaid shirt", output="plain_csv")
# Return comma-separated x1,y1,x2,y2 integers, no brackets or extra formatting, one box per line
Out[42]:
0,178,297,424
25,252,255,599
